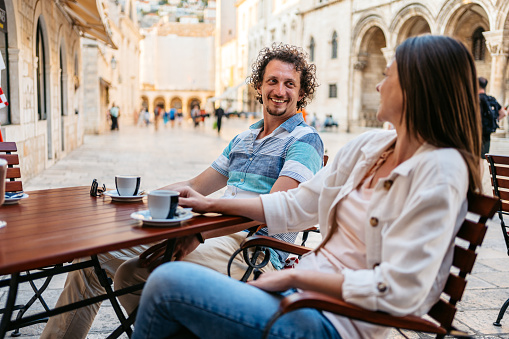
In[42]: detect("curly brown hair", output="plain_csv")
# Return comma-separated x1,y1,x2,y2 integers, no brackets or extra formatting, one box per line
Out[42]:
247,43,318,110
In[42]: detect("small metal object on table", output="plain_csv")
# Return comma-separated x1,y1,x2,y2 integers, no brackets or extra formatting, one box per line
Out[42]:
0,186,258,338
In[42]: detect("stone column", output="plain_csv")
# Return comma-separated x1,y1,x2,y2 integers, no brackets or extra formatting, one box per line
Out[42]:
381,47,395,64
350,53,369,131
483,30,509,135
483,30,509,102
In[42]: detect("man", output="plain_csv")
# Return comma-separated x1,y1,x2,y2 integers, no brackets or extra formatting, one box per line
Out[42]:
191,105,200,127
215,104,224,134
109,103,120,131
41,44,323,338
479,76,507,158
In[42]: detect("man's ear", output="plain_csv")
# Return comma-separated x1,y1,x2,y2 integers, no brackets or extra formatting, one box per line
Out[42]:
299,90,305,101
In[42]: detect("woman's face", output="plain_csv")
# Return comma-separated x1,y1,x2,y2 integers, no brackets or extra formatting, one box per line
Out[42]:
376,60,404,127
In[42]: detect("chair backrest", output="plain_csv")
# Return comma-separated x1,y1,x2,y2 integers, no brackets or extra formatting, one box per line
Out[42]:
426,193,499,332
0,142,23,192
485,154,509,254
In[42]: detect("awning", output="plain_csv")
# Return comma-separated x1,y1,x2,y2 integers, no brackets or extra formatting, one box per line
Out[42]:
60,0,116,48
208,81,248,103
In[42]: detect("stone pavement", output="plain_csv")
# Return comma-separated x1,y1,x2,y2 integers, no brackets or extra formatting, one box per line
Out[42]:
2,117,509,338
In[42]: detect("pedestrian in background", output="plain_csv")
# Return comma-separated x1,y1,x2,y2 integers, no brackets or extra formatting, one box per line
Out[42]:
479,77,507,158
109,103,120,131
191,105,200,128
215,105,224,134
143,108,150,126
169,107,176,128
154,105,162,131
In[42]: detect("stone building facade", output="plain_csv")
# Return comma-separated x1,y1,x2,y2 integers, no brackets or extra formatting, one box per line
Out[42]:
0,1,91,180
222,0,509,134
140,22,215,117
82,0,142,134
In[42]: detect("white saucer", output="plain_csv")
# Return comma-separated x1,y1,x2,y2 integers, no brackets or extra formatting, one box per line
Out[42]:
3,193,29,205
131,208,193,227
104,190,146,202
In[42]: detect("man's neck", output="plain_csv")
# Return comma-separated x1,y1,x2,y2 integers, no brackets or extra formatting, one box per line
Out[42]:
258,112,296,139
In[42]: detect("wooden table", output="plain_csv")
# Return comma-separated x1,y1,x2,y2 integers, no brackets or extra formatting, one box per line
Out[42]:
0,186,259,338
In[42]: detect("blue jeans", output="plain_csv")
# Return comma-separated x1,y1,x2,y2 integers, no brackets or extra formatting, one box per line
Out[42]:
133,262,341,339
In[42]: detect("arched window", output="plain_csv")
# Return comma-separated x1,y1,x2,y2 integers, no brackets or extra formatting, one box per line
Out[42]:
331,31,338,59
36,19,47,120
309,37,315,62
60,47,65,117
0,18,10,125
472,27,486,61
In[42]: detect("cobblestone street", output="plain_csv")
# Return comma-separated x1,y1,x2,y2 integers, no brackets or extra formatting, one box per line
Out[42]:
2,116,509,338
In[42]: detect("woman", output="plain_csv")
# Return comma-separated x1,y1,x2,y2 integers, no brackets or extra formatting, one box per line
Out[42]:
132,35,481,339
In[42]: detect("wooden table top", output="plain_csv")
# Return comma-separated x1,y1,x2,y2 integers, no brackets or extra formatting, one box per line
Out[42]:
0,186,258,275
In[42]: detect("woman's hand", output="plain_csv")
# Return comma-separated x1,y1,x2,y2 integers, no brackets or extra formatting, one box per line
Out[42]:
176,186,212,213
249,269,345,298
247,270,296,292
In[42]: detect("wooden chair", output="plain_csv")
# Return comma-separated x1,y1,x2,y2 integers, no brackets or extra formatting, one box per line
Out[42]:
236,193,499,338
227,155,329,281
0,142,55,336
485,154,509,326
0,142,23,193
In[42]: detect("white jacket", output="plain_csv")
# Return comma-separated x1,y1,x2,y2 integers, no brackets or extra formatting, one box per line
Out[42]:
260,130,468,338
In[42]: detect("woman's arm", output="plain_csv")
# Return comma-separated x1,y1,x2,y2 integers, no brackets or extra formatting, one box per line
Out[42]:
248,269,344,298
177,186,266,223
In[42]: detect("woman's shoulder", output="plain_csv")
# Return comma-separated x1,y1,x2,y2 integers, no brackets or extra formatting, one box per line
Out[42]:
341,129,396,154
410,145,469,185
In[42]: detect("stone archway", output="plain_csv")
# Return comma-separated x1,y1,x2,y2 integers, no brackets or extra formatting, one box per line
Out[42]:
141,96,149,109
357,26,387,128
170,97,183,110
153,96,165,112
187,98,201,118
395,16,431,46
445,3,491,78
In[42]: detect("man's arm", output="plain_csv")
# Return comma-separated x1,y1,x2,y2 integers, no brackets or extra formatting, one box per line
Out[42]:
160,167,228,196
499,106,508,121
270,176,300,193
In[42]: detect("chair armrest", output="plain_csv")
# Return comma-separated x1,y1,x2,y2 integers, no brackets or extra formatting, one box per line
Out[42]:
240,235,312,256
279,291,449,335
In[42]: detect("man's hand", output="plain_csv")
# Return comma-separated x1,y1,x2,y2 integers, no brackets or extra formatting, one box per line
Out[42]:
174,235,201,261
139,235,203,271
139,241,168,272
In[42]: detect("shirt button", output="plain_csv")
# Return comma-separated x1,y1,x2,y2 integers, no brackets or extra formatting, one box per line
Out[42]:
240,178,244,182
383,180,393,190
231,192,235,196
377,282,387,292
249,157,253,161
369,217,379,227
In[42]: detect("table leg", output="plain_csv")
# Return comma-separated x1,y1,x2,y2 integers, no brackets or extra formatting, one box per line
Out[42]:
109,238,177,338
0,273,20,338
91,255,133,337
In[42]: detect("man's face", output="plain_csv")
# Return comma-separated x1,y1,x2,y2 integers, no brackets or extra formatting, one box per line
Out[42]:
258,59,304,119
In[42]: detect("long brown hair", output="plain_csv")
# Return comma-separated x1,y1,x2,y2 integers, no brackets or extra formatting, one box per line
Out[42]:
396,35,481,192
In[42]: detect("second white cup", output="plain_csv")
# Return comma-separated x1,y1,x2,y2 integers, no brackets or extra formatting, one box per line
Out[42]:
148,190,179,219
115,175,141,196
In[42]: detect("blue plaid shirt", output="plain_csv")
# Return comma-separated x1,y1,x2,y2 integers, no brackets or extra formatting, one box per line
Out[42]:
211,113,324,268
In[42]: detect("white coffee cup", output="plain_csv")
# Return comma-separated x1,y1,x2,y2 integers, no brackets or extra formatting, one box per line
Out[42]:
148,190,179,219
0,159,7,205
115,175,141,196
